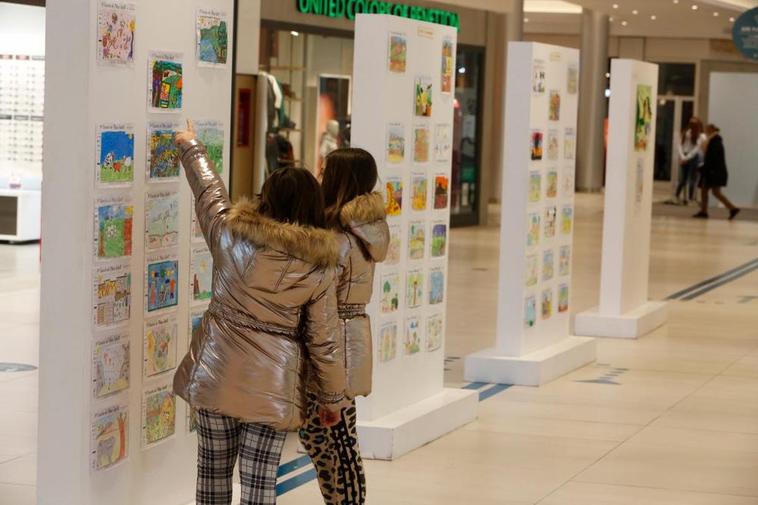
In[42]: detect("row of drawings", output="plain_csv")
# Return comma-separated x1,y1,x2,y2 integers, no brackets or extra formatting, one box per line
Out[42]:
378,313,445,363
380,267,446,315
384,174,449,216
529,169,574,203
384,221,448,265
97,2,228,68
526,246,571,288
530,128,575,162
388,32,454,95
527,206,573,247
524,283,570,328
386,123,452,164
95,121,224,187
532,59,578,96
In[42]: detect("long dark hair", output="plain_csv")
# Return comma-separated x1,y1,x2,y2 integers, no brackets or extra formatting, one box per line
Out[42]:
682,117,703,145
258,167,326,228
322,148,379,227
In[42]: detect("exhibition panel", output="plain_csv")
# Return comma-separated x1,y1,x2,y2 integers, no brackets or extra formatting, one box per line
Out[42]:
38,1,232,504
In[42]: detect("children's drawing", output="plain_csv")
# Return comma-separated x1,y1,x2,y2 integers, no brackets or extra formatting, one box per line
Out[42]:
434,175,449,209
381,273,400,314
431,223,447,258
546,171,558,199
405,317,421,355
429,268,445,305
147,121,180,181
524,296,537,328
97,1,135,65
386,225,401,265
148,52,183,112
411,174,428,211
93,263,131,328
91,405,128,471
567,64,578,94
388,32,407,73
191,246,213,303
564,128,576,160
190,307,206,335
196,9,228,66
558,284,569,313
529,171,541,203
92,332,129,398
406,270,424,309
145,191,179,252
414,75,433,117
143,315,177,378
561,206,573,235
97,124,135,186
549,90,561,121
559,245,571,277
413,125,430,163
386,123,405,163
95,197,133,259
142,385,176,447
426,314,443,352
385,178,403,216
531,130,544,161
547,130,559,160
543,249,555,281
379,322,398,363
434,124,452,162
635,157,645,210
527,213,540,247
635,84,653,152
526,254,538,287
408,222,425,260
441,37,454,94
542,288,553,320
544,206,557,239
532,60,546,94
195,120,224,173
146,256,179,313
562,170,575,197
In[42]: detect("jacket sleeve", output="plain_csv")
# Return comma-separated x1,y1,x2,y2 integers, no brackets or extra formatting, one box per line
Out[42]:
179,138,231,250
303,267,346,405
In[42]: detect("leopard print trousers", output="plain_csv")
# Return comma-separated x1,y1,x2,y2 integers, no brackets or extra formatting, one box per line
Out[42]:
299,392,366,505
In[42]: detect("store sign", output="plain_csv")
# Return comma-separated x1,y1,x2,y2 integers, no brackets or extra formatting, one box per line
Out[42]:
732,7,758,60
296,0,460,30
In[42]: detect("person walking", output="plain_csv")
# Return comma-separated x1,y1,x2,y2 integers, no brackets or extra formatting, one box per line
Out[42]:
173,120,346,505
676,117,706,205
693,124,740,220
299,148,389,505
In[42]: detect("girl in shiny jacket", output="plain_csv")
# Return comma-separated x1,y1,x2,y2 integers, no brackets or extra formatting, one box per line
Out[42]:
299,148,390,505
172,121,346,505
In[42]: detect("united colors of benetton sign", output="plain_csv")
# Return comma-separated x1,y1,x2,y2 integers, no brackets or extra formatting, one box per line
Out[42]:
296,0,460,30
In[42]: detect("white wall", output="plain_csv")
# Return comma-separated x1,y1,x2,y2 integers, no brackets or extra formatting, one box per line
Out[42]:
708,72,758,207
0,3,45,55
237,0,260,74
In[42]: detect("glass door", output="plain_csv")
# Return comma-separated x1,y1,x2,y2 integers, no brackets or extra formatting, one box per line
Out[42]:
654,97,694,199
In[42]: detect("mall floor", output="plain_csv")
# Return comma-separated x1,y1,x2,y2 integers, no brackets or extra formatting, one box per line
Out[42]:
1,184,758,505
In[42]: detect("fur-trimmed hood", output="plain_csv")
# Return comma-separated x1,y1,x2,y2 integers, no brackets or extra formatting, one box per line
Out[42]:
227,198,339,268
339,192,389,263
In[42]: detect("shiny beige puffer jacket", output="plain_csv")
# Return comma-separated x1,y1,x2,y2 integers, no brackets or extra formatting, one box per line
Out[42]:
334,193,389,398
173,139,345,431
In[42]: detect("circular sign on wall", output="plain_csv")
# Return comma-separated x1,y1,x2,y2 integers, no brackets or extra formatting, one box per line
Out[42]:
732,7,758,60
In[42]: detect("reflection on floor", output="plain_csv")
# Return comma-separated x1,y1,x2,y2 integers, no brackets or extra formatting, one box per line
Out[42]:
2,189,758,505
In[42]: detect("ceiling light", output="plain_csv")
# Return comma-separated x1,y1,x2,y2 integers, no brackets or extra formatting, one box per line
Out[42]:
632,9,638,14
673,0,679,3
609,16,615,21
691,4,698,10
605,72,611,78
729,16,735,22
713,11,719,16
605,89,611,98
290,31,300,37
612,3,619,8
621,20,628,26
525,17,530,22
458,67,466,74
651,14,657,20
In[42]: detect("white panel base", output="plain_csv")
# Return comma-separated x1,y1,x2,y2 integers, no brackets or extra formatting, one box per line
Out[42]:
356,388,478,461
574,301,669,339
464,336,596,386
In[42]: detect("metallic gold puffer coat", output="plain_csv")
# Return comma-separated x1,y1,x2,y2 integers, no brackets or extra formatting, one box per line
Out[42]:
334,193,389,398
173,139,345,431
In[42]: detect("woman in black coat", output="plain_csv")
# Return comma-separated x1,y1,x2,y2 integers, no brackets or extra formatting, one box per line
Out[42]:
694,124,740,220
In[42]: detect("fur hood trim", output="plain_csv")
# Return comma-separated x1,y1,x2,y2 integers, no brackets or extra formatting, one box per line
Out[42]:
339,192,386,227
227,198,339,268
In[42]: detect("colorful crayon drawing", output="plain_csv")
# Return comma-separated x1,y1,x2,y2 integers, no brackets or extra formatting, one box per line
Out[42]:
525,296,537,328
144,316,177,377
526,254,538,287
434,175,449,209
542,288,553,320
559,245,571,277
561,206,573,235
411,175,428,211
191,247,213,302
529,171,541,203
414,76,433,117
143,387,176,446
145,192,179,252
567,64,578,94
97,2,135,65
544,206,557,239
388,32,407,73
558,284,569,313
386,225,401,265
196,121,224,173
547,130,559,160
546,171,558,199
197,10,228,66
146,259,179,312
93,267,131,327
385,179,403,216
429,268,445,305
97,202,133,259
564,128,576,160
527,213,541,247
190,307,206,334
426,314,443,352
405,317,421,355
386,123,405,163
408,222,425,260
381,273,400,314
406,270,424,309
532,60,546,94
98,128,135,185
434,124,452,162
379,322,398,363
92,335,129,398
92,406,128,471
543,249,555,281
634,84,653,152
147,125,179,180
441,37,454,94
431,223,447,258
149,55,183,111
413,125,430,163
531,130,544,161
549,91,561,121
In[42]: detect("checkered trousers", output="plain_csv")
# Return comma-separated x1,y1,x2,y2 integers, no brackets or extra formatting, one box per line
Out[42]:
196,409,287,505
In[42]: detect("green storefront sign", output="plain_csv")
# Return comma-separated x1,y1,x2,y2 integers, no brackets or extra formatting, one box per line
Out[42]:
296,0,460,30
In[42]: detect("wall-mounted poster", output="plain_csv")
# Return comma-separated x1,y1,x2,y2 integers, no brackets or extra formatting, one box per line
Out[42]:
567,63,578,94
143,314,177,378
527,213,540,247
541,288,553,320
564,127,576,160
524,296,537,328
147,51,183,112
94,196,133,260
408,221,426,260
406,270,424,309
547,130,559,160
381,273,400,314
558,284,569,313
529,172,541,203
388,32,407,73
441,37,454,94
145,254,179,313
386,224,401,265
414,75,433,117
559,245,571,277
385,178,403,216
147,121,180,181
561,206,573,235
405,316,421,355
379,321,398,363
531,130,543,160
411,174,428,211
634,84,653,152
92,332,130,398
97,1,135,66
93,263,131,328
196,9,228,67
546,171,558,199
142,383,176,447
386,123,405,163
145,190,179,252
434,124,452,162
543,249,555,281
191,246,213,303
549,90,561,121
434,175,449,209
431,223,447,258
544,206,557,239
91,404,129,471
532,59,546,94
195,120,224,174
413,125,430,163
426,314,443,351
96,123,135,186
526,254,538,287
429,267,445,305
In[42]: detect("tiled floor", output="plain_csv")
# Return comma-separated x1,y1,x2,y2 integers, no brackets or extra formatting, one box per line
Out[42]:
2,187,758,505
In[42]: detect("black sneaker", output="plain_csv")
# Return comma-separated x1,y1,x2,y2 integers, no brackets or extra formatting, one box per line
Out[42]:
729,208,741,221
693,211,709,219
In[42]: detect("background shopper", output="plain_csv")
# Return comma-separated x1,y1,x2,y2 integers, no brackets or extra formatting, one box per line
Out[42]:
676,117,706,205
694,124,740,220
173,121,346,505
299,148,390,505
